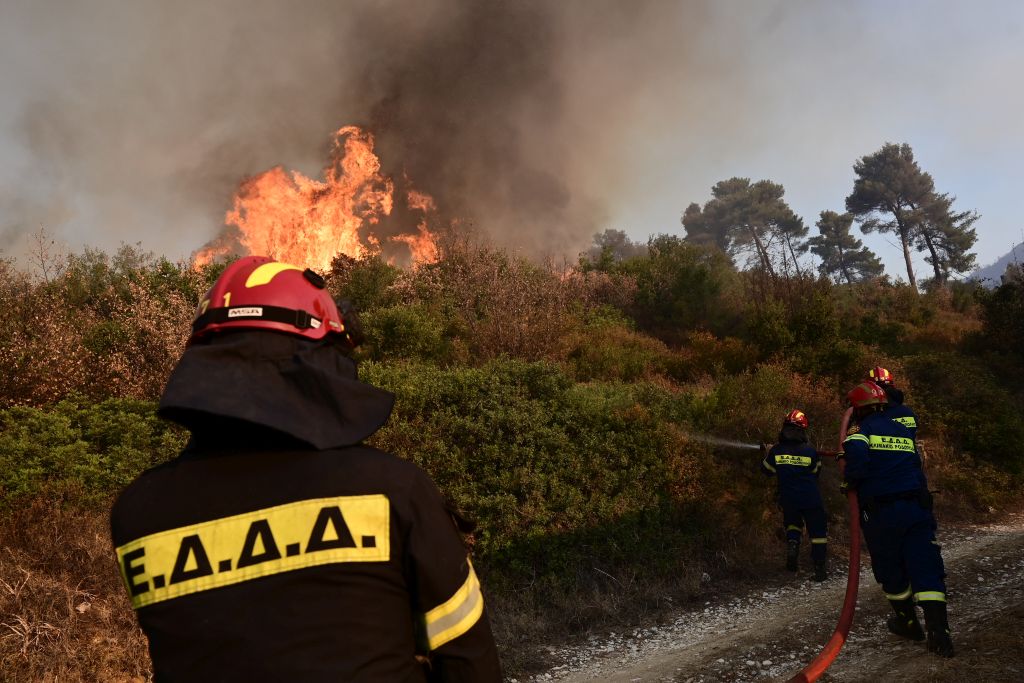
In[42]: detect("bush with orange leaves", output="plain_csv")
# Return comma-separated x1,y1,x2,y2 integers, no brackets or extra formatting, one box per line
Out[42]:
0,246,219,408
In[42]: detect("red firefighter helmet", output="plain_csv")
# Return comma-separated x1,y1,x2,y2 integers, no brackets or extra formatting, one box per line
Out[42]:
867,366,894,386
190,256,359,347
784,409,809,429
847,381,888,409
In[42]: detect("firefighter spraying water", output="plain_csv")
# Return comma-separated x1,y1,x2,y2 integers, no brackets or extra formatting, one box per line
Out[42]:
760,410,829,581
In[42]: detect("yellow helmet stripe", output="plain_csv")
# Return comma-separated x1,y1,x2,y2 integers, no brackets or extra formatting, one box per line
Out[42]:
245,262,302,288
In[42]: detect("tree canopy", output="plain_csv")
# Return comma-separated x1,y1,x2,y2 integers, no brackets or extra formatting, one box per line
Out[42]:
845,142,978,289
808,211,884,284
682,177,808,277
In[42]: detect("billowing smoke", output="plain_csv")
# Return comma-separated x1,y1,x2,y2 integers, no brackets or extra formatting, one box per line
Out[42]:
1,0,709,262
350,1,590,256
4,2,1021,269
0,0,679,262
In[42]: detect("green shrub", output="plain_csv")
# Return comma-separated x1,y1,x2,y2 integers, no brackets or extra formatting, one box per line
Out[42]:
905,352,1024,474
566,323,670,382
360,303,455,362
359,359,712,577
0,396,186,506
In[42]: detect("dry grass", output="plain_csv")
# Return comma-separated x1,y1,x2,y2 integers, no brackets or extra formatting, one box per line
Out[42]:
0,498,150,682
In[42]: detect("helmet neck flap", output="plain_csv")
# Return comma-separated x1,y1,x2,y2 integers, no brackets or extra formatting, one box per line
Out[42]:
159,331,394,450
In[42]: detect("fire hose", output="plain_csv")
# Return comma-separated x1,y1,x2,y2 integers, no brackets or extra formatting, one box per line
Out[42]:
785,407,860,683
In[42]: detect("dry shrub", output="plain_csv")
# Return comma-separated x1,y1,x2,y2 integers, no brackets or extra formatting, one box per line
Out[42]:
676,330,759,379
0,255,196,408
0,495,150,682
398,240,634,362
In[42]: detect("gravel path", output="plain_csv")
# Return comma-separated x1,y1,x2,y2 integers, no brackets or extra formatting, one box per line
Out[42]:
526,513,1024,683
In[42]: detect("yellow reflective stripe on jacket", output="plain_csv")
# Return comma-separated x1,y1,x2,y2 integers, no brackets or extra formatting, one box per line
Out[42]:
761,459,776,473
868,435,915,452
424,560,485,650
115,495,390,609
774,454,812,466
885,586,912,601
786,524,802,532
914,591,946,602
893,416,917,428
810,538,827,544
844,433,869,445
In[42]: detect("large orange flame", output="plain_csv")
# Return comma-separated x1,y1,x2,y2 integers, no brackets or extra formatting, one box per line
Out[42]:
194,125,439,270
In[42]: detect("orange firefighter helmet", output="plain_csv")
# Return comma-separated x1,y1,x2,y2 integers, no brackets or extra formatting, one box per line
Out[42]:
868,366,894,386
784,409,809,429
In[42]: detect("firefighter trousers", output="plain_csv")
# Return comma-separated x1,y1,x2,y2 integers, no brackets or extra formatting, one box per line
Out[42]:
782,504,827,563
860,497,947,604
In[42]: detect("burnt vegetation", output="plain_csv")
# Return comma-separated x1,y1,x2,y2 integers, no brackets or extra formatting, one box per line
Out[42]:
1,224,1022,679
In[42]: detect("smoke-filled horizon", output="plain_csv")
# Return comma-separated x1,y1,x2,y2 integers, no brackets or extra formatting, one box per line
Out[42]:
1,0,1022,273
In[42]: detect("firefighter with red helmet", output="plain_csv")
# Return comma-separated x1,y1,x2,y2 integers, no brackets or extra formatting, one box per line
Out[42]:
110,256,502,681
841,381,953,657
760,409,828,581
868,366,920,436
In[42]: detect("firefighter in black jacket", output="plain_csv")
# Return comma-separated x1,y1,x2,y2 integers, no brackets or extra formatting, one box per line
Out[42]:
760,410,828,581
110,256,502,682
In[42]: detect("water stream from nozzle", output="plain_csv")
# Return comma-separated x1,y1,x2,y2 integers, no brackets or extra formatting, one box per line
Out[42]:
683,433,761,450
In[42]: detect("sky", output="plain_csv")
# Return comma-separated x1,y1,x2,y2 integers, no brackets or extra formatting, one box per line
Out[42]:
1,0,1021,279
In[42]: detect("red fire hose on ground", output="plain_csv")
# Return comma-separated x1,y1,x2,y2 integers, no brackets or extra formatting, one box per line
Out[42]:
786,408,861,683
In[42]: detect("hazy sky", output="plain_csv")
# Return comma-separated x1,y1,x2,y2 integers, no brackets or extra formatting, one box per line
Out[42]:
1,0,1021,278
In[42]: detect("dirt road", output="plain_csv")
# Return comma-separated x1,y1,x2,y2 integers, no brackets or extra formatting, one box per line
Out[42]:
529,514,1024,683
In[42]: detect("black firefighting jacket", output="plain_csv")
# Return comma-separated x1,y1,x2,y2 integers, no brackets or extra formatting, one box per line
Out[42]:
110,332,501,682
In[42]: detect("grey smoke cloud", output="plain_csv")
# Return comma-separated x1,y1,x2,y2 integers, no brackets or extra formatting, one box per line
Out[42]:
0,0,697,261
1,1,1021,270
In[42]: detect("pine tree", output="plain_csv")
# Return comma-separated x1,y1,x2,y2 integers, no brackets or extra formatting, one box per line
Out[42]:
682,178,807,276
845,143,933,289
846,142,979,290
915,193,980,285
808,211,884,284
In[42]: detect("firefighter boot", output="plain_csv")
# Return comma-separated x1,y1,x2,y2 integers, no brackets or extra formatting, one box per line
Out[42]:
920,601,954,658
785,539,799,572
886,598,924,641
813,560,827,582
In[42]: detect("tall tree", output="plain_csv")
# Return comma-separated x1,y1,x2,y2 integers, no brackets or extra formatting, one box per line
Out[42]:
845,143,934,289
682,177,808,276
808,211,884,284
846,142,981,289
681,202,730,253
915,192,980,285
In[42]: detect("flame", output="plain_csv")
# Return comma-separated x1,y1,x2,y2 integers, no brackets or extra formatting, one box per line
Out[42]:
194,125,439,271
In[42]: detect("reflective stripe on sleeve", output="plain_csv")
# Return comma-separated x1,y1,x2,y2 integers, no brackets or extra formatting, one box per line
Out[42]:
914,591,946,603
424,560,485,650
810,538,827,545
844,433,869,445
761,459,776,473
885,586,912,601
786,525,802,532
